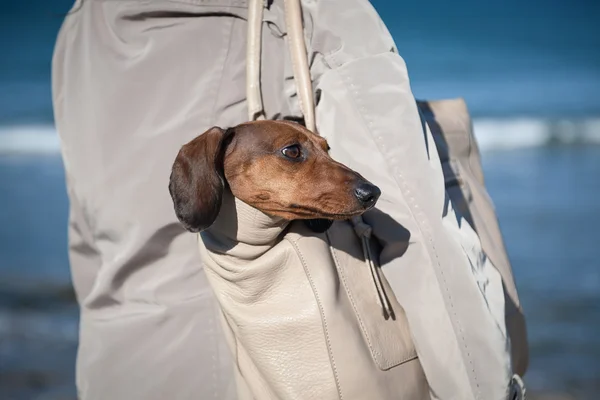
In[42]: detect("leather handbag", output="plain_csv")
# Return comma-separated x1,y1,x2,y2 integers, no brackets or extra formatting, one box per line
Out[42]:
197,0,525,399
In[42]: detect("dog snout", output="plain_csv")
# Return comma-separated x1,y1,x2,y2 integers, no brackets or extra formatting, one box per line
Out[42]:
353,182,381,209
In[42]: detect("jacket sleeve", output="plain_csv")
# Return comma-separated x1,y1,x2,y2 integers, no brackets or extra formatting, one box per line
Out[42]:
300,1,513,398
418,98,529,377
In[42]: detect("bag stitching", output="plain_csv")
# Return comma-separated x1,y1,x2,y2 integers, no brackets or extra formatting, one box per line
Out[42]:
326,233,383,364
287,237,344,400
328,229,418,369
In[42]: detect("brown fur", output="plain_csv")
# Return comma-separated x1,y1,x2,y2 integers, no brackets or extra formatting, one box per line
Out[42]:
169,120,380,232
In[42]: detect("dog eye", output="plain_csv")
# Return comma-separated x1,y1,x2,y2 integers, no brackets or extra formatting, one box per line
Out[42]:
282,144,302,159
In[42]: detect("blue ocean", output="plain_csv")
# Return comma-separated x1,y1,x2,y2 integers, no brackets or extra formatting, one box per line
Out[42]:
0,0,599,399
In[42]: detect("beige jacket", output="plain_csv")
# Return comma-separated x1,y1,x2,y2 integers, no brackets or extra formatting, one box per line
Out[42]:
52,0,526,399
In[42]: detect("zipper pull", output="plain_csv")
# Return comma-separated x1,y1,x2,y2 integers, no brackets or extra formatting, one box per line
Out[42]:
351,216,394,320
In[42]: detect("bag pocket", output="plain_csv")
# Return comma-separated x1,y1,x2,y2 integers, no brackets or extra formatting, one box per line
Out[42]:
326,220,417,370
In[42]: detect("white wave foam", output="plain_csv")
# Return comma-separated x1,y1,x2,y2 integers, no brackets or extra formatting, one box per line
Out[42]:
0,308,78,343
0,125,61,154
473,117,600,151
1,119,599,155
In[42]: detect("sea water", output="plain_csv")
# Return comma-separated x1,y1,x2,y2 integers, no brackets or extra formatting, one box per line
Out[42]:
1,0,599,398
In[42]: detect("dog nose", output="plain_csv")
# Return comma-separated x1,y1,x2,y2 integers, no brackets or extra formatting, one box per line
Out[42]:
354,182,381,208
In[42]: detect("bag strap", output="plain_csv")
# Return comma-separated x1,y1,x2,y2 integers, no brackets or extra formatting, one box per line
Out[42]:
246,0,315,132
247,0,265,121
282,0,316,131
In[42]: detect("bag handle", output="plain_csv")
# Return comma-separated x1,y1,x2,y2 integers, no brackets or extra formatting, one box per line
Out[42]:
246,0,315,132
247,0,265,121
282,0,316,131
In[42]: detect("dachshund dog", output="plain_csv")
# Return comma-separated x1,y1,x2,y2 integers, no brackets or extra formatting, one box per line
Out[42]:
169,120,380,233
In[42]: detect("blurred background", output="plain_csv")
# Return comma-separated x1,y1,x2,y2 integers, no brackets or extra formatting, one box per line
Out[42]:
0,0,598,399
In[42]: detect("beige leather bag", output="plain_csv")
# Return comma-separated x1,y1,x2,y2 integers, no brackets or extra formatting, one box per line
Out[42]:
199,1,428,399
198,1,522,399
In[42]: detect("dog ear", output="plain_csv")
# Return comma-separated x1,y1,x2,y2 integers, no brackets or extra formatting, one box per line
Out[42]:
169,127,233,232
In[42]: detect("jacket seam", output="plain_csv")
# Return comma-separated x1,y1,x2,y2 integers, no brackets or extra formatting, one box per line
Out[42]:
332,58,481,398
208,17,237,126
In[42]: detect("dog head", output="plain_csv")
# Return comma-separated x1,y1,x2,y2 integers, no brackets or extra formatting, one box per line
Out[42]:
169,120,380,233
